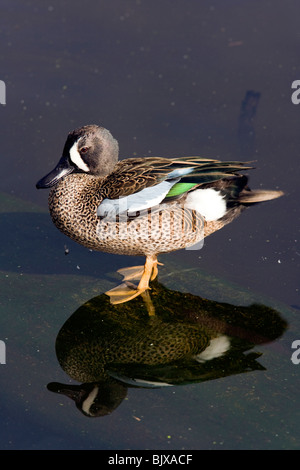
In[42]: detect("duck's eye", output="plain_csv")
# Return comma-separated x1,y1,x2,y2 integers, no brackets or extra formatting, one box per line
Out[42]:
80,147,89,154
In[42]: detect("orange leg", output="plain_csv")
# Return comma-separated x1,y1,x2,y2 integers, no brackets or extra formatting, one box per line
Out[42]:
136,255,158,291
105,255,161,305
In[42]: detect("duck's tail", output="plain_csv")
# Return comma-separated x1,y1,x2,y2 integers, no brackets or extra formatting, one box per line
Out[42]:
238,189,284,204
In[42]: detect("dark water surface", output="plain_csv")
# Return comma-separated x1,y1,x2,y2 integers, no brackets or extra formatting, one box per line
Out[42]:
0,0,299,450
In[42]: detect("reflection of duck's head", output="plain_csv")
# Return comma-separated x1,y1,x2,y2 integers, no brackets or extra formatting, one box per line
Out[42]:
47,380,127,417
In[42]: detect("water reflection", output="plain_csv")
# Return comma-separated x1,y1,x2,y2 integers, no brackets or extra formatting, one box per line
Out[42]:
48,281,287,417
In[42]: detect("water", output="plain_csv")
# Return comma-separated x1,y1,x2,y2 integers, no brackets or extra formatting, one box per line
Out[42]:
0,0,299,450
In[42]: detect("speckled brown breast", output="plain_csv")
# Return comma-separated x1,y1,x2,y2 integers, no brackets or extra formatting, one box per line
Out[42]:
48,173,212,256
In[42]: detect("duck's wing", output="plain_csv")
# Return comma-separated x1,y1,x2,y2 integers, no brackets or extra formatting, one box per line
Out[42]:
101,157,253,197
97,157,253,218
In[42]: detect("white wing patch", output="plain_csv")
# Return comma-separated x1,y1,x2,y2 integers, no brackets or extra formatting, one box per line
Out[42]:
97,179,178,218
185,188,226,221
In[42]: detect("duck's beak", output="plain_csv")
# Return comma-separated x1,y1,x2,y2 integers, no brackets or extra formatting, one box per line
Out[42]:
36,156,75,189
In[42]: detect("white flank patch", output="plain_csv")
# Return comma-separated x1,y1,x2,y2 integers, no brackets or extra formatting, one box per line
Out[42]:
69,140,90,172
195,335,231,363
81,386,99,415
185,188,226,221
97,179,178,218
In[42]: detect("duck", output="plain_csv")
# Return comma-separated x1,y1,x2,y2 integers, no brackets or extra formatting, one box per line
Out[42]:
36,124,283,304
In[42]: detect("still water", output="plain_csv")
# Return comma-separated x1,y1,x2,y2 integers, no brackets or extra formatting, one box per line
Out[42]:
0,0,299,450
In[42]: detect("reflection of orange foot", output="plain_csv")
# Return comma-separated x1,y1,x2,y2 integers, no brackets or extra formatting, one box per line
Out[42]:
105,255,162,304
105,282,146,304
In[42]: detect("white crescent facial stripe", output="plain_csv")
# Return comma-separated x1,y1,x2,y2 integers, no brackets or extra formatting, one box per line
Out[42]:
69,140,89,172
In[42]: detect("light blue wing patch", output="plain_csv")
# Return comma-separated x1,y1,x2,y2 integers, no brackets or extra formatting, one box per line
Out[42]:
97,178,180,218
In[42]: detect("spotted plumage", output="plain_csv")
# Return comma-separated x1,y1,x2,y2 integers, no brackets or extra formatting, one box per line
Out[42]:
36,125,283,304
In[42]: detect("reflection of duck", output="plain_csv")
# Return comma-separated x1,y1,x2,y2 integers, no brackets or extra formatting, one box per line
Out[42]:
48,281,287,417
36,125,283,303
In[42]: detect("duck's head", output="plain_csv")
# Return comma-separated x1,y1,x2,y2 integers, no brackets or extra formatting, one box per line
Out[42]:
36,125,119,189
47,381,127,417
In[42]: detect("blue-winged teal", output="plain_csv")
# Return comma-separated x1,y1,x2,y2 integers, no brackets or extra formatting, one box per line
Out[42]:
36,125,283,303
